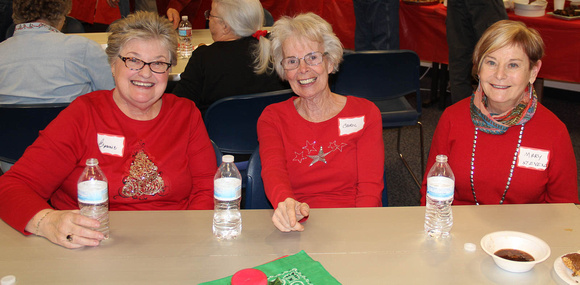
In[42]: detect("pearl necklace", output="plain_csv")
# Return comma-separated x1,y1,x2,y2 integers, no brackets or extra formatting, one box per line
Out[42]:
470,124,524,205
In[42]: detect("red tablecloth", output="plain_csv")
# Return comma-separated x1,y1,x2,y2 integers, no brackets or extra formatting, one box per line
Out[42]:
260,0,356,50
399,2,580,83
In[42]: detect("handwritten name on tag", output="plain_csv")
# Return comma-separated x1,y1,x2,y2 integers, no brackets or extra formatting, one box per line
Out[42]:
98,133,125,157
339,116,365,136
517,147,549,171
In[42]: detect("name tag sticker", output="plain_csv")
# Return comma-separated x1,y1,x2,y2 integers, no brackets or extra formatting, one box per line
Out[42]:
98,133,125,157
517,147,549,171
339,116,365,136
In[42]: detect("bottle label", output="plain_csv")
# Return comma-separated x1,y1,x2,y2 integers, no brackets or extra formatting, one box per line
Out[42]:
214,177,241,201
426,176,454,201
179,27,192,37
78,180,108,204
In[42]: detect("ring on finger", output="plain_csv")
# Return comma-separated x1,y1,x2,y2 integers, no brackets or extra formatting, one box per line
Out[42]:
66,234,73,242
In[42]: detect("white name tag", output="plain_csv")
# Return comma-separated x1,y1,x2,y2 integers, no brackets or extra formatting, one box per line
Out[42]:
517,147,549,171
339,116,365,136
97,133,125,157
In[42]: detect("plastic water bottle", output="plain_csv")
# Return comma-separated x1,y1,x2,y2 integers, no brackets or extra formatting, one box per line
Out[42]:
424,154,455,238
213,155,242,240
77,158,110,239
178,16,193,59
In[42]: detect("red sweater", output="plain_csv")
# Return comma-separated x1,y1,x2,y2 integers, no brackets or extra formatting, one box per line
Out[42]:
0,90,216,234
257,96,384,208
420,98,578,205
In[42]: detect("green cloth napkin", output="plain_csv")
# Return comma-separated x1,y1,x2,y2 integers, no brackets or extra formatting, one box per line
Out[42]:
200,250,341,284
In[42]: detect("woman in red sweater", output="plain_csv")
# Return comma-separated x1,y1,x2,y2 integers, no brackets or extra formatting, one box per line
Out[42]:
421,20,578,205
255,13,385,232
0,12,216,248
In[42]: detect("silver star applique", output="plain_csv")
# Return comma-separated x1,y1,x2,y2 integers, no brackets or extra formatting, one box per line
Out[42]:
307,146,330,167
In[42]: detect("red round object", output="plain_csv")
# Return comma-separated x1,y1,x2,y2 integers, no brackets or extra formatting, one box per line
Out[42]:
231,268,268,285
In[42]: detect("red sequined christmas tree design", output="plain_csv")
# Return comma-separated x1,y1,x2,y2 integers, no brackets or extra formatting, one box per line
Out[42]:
121,150,166,198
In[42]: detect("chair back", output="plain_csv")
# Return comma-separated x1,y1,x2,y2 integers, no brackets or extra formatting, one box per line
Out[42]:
0,103,68,163
211,140,223,167
244,147,271,209
333,50,422,128
263,8,274,27
204,89,294,155
244,146,388,209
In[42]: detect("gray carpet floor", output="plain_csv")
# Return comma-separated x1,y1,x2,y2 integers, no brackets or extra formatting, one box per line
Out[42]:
385,67,580,206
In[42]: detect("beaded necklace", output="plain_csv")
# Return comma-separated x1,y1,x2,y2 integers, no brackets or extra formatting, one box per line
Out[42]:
470,124,524,205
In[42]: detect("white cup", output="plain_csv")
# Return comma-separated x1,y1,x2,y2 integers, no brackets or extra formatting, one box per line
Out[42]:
554,0,565,10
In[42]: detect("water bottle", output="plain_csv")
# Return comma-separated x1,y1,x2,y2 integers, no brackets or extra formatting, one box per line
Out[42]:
424,154,455,238
213,155,242,240
77,158,110,239
178,16,193,59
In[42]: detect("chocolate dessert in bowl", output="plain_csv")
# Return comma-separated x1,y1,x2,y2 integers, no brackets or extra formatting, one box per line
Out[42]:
481,231,551,273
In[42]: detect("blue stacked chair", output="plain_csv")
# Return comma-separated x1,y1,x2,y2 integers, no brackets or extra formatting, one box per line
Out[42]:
0,103,68,173
332,50,424,188
204,89,294,188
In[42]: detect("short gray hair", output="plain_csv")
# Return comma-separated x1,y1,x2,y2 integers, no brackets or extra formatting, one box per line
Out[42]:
106,11,178,66
254,13,343,80
213,0,264,37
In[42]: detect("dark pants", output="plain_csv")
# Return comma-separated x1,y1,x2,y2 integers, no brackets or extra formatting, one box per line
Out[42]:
0,0,13,42
446,0,507,103
353,0,399,51
119,0,130,17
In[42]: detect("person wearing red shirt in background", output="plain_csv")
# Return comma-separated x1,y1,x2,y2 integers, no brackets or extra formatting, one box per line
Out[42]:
72,0,204,30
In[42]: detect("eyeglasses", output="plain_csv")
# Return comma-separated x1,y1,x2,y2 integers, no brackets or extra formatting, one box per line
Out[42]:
280,51,328,70
118,55,172,74
204,10,221,21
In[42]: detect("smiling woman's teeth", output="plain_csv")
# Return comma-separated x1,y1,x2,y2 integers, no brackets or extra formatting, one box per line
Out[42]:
299,78,316,85
491,84,508,89
132,81,154,87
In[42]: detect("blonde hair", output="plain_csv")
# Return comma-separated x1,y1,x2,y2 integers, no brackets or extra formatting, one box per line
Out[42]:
472,20,544,78
254,12,343,80
106,11,178,66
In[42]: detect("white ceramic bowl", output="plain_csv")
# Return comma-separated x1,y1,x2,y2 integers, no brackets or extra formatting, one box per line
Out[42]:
480,231,551,273
513,0,548,17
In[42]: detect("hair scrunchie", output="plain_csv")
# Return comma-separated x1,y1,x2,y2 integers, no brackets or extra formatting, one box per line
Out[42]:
252,30,268,40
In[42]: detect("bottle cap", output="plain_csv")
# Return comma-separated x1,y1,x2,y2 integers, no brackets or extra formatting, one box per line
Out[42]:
222,155,234,163
435,154,448,163
1,275,16,285
464,243,476,252
86,158,99,166
231,269,268,285
182,15,188,21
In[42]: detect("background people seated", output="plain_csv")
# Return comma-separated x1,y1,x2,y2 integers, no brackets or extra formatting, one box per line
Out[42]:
255,13,384,232
172,0,287,116
0,0,114,104
421,20,579,205
0,11,216,249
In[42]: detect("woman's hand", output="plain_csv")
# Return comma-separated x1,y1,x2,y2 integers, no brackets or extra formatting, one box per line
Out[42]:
272,198,310,232
166,8,180,29
27,209,105,249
